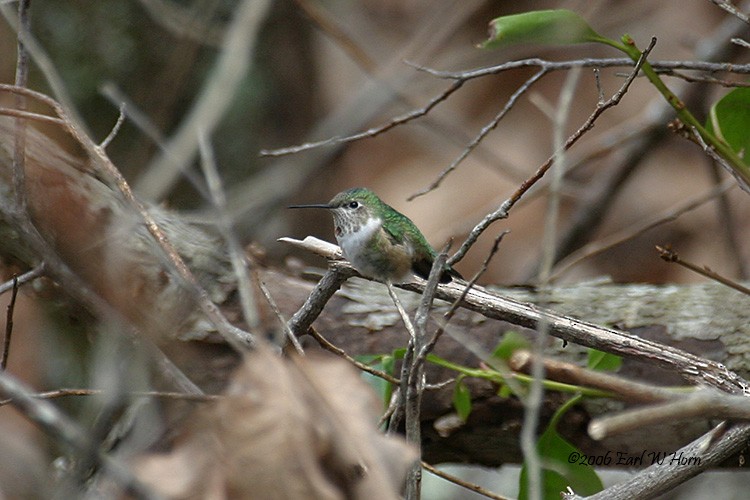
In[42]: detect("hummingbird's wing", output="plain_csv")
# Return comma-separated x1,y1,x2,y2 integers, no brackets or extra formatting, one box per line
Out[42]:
412,256,438,281
382,215,460,283
412,257,461,283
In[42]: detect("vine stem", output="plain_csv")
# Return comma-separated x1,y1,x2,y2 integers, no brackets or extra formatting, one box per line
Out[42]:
617,34,750,185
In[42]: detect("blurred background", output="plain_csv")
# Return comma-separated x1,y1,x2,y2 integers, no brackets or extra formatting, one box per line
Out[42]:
1,0,746,287
1,0,750,497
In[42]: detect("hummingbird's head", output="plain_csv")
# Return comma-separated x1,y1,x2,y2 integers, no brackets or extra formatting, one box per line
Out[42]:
326,187,381,236
288,187,383,236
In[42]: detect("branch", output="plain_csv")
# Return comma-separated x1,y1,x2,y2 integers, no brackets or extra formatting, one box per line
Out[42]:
707,0,750,24
283,237,750,393
448,39,655,266
0,370,159,499
259,56,750,159
571,423,750,499
259,79,465,157
656,245,750,296
408,69,546,200
286,261,356,338
403,250,447,499
135,0,272,199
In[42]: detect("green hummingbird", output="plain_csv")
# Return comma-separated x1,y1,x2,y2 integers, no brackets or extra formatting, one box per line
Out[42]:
289,187,461,283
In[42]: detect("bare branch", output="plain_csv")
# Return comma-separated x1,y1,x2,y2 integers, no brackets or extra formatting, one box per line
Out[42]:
422,461,511,500
307,327,399,384
550,179,735,280
0,262,43,295
421,57,750,81
0,387,219,407
656,245,750,296
0,370,160,499
1,275,18,371
590,389,750,439
136,0,273,199
408,69,547,201
287,262,356,339
99,103,127,150
448,38,656,266
258,278,304,355
510,350,681,404
707,0,750,24
402,250,447,499
259,79,466,157
574,423,750,499
199,131,261,331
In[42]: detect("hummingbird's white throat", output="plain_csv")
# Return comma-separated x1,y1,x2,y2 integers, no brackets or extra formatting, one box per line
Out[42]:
337,216,381,262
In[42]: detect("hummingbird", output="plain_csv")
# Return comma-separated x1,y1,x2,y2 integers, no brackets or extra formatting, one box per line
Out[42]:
289,187,461,284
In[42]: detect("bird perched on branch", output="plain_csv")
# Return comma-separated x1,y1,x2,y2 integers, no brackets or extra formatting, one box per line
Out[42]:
290,187,461,284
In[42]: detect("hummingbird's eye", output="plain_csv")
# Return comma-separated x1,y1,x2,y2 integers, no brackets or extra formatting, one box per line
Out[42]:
347,201,359,209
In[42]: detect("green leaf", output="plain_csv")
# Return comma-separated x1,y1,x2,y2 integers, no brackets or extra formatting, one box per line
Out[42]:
519,397,604,499
453,377,472,421
492,331,531,360
481,9,606,49
587,349,622,372
707,88,750,165
392,347,407,360
354,354,395,407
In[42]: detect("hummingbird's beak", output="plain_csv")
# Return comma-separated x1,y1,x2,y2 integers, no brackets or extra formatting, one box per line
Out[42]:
287,203,332,209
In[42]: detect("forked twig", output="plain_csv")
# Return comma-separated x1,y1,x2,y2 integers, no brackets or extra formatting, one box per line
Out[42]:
448,38,656,266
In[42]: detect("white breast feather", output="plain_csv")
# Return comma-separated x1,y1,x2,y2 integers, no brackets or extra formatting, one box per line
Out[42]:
337,217,381,274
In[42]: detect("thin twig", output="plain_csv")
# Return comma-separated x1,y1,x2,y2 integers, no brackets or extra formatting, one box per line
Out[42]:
259,79,465,157
386,281,417,341
423,231,509,354
0,370,160,499
259,56,750,159
287,263,355,337
408,69,547,200
257,278,304,355
198,130,260,330
0,2,90,135
509,350,682,404
589,388,750,439
0,107,65,125
656,245,750,296
707,0,750,24
0,263,44,295
306,326,399,384
524,66,581,500
658,69,750,87
136,0,273,199
419,57,750,81
421,461,511,500
692,123,750,193
0,387,219,407
403,251,447,500
1,276,18,371
10,0,30,217
99,102,127,150
448,38,656,267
